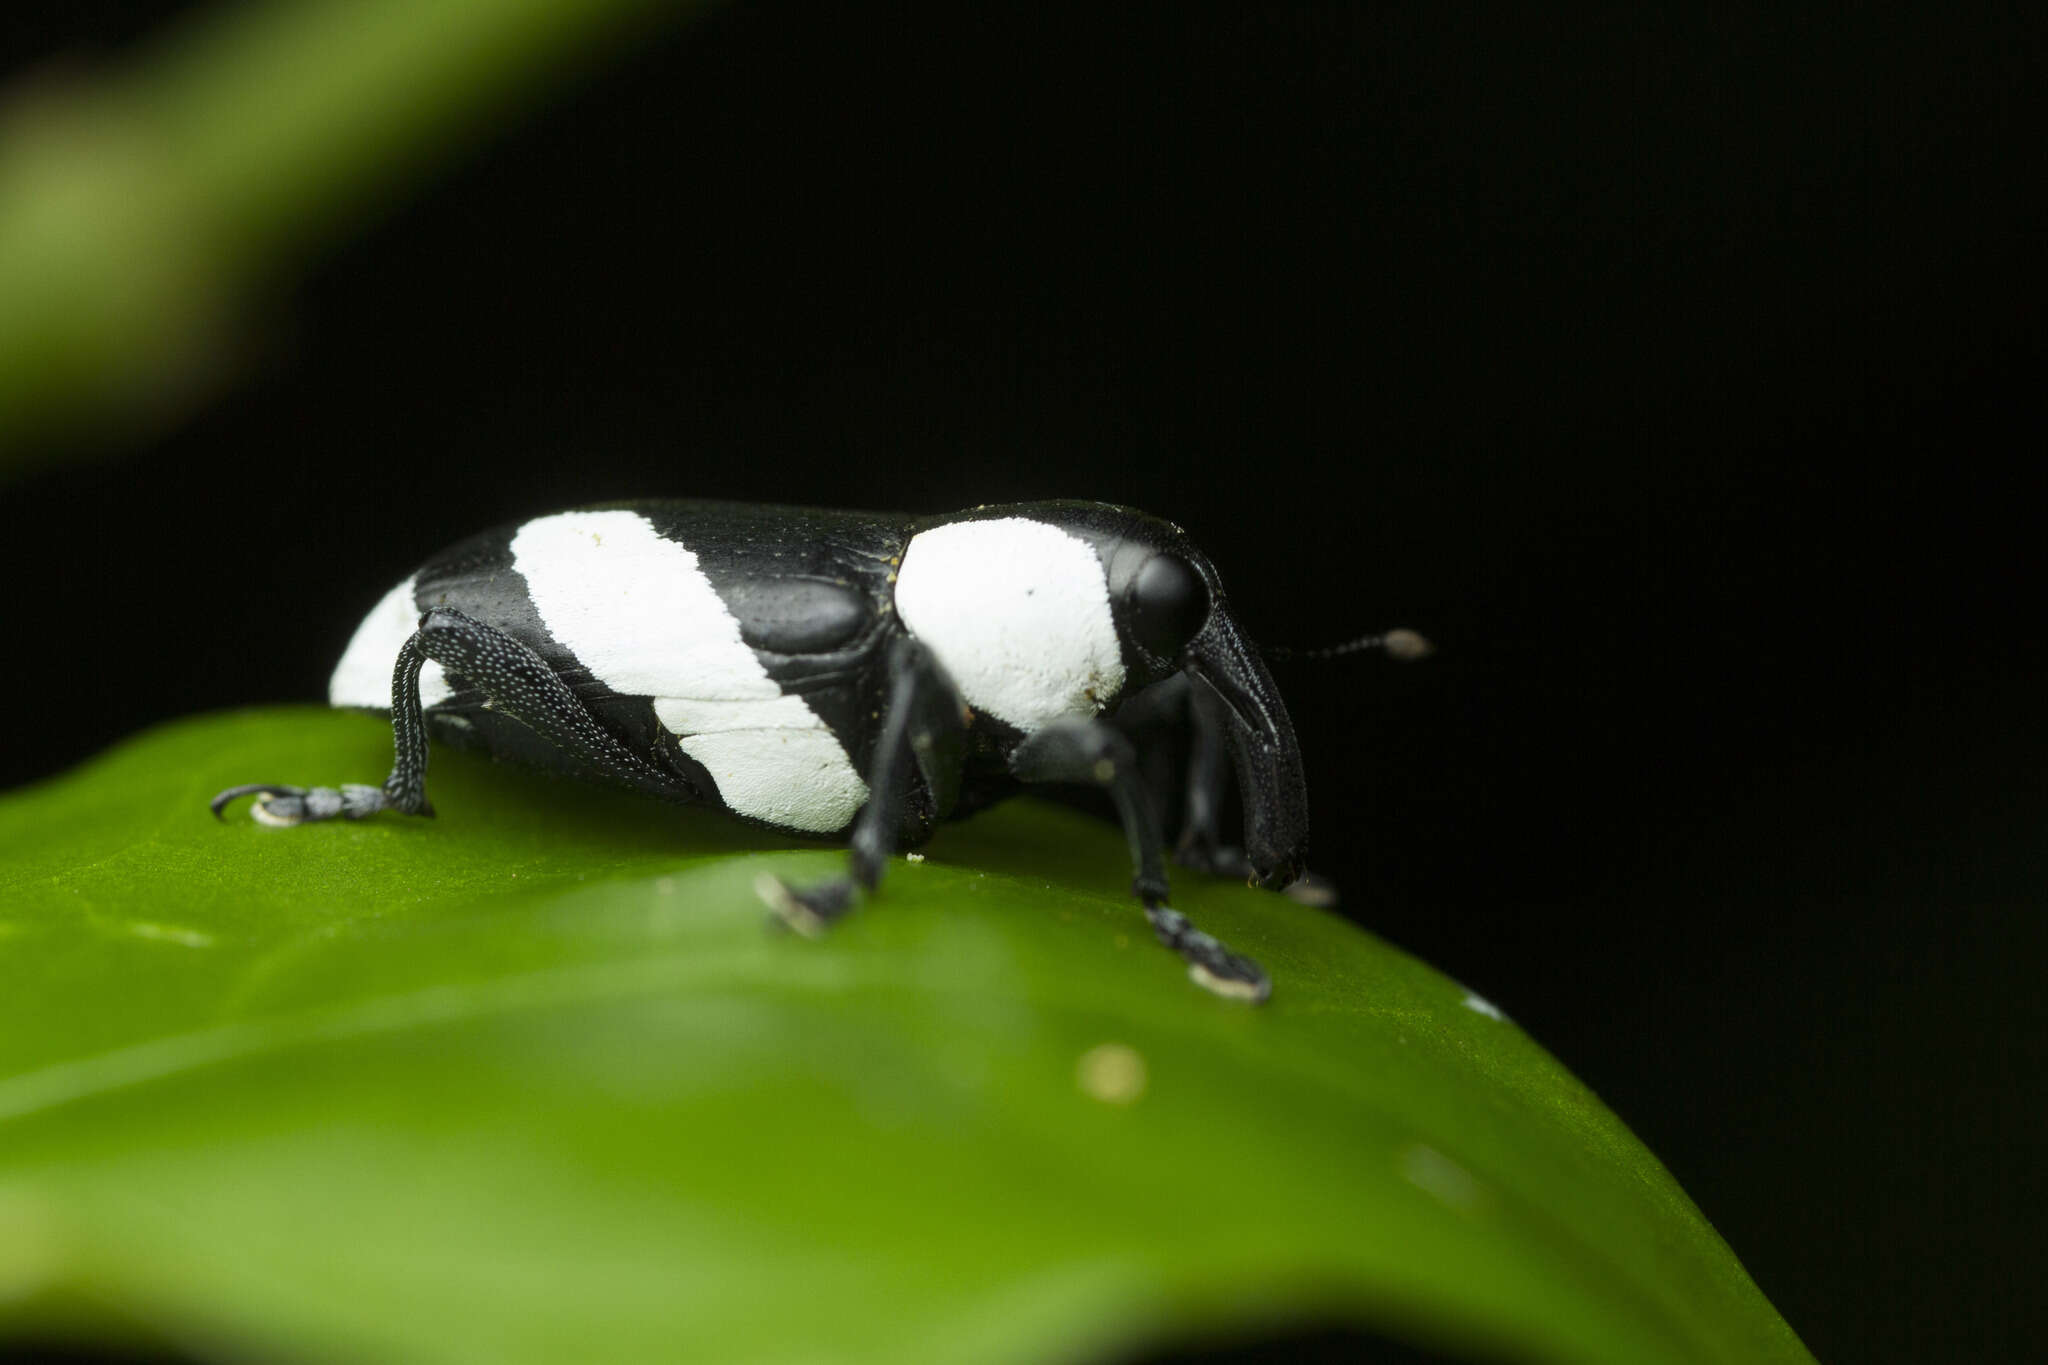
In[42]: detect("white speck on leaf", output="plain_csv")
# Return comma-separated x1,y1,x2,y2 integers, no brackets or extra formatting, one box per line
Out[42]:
1461,992,1506,1021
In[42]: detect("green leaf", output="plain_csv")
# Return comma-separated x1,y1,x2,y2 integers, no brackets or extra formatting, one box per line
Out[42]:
0,709,1809,1365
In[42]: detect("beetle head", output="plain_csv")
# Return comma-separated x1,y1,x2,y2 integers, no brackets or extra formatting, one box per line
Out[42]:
975,502,1311,887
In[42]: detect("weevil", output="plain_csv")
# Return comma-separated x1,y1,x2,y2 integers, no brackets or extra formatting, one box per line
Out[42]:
213,500,1414,1002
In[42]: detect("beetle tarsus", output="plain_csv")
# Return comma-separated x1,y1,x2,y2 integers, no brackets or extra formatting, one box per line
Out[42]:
1145,903,1271,1003
208,782,392,825
755,873,858,938
210,783,290,820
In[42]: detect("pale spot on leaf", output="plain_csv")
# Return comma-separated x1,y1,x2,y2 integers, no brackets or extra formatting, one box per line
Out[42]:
123,921,214,948
1076,1043,1147,1105
1400,1144,1487,1215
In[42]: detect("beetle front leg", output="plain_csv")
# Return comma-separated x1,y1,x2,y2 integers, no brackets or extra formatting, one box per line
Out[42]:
757,637,967,936
1167,674,1236,875
1009,718,1270,1004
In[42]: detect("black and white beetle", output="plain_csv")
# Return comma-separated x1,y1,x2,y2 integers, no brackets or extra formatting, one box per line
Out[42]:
213,500,1414,1002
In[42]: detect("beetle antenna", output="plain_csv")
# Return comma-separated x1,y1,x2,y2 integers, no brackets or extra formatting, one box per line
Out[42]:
1265,629,1433,663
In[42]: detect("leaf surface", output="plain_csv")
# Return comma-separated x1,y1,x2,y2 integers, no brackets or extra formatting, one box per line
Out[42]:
0,709,1810,1364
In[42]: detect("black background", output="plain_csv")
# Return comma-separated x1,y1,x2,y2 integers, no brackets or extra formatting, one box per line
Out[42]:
4,4,2044,1363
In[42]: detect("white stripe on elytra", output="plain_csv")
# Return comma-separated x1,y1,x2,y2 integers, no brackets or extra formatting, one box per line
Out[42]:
674,728,867,834
894,517,1126,733
653,694,818,733
329,574,451,710
510,510,867,833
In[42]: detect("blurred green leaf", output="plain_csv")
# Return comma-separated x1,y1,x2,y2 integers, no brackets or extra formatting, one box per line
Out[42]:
0,0,701,464
0,709,1810,1364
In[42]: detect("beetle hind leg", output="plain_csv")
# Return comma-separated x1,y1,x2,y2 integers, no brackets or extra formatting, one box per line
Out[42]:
211,607,687,828
210,631,440,826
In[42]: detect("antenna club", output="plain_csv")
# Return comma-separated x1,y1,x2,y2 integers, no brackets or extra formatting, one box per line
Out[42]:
1383,628,1434,662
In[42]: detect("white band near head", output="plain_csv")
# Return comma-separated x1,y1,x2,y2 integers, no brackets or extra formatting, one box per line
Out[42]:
894,517,1126,732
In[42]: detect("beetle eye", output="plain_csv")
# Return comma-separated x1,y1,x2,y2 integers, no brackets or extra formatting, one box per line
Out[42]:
1126,554,1210,661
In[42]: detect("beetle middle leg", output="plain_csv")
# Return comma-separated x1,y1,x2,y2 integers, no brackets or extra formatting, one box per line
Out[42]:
1009,717,1270,1003
211,609,689,826
1105,675,1335,908
756,637,968,935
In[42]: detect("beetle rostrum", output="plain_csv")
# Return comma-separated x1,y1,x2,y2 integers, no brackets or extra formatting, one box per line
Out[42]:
213,499,1353,1003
